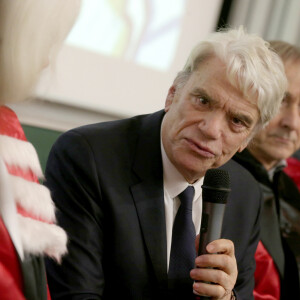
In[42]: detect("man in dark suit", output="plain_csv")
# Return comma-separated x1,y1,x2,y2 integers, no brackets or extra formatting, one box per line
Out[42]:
44,28,287,300
233,41,300,300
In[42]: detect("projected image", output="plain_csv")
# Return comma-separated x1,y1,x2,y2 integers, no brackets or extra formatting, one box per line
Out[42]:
66,0,187,71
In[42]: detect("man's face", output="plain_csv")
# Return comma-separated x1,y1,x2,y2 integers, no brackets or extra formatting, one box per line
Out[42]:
249,59,300,170
161,57,260,183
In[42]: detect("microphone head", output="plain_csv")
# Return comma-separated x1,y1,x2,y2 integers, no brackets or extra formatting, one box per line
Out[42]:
202,168,231,204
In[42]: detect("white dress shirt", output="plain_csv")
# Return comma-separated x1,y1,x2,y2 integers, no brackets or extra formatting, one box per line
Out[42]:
161,141,204,270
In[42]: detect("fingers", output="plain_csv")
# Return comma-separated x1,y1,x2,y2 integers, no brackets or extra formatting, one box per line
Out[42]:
195,239,236,275
205,239,235,256
192,280,230,299
191,239,237,299
195,236,235,256
195,253,234,275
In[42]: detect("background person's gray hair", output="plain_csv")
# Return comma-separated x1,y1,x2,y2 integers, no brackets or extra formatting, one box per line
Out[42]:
269,40,300,64
0,0,81,104
174,27,287,129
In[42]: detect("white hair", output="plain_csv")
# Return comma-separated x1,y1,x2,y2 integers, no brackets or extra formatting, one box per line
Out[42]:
0,0,81,103
174,27,288,128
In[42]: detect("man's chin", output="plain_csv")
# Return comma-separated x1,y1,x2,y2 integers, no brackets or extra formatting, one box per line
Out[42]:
269,148,294,161
183,161,216,179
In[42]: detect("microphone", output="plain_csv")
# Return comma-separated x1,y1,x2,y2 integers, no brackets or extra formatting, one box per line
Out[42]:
197,168,231,300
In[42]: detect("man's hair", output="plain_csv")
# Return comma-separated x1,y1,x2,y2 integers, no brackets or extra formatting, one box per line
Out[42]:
173,27,287,129
269,40,300,64
0,0,81,104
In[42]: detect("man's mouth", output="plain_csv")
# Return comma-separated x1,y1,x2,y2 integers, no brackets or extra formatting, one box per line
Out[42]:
185,138,216,158
271,134,293,144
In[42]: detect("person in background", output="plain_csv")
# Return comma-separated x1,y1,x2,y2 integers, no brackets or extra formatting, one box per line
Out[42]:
233,40,300,300
0,1,81,299
45,27,287,300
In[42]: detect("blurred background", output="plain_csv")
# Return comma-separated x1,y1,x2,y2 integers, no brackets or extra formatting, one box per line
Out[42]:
8,0,300,171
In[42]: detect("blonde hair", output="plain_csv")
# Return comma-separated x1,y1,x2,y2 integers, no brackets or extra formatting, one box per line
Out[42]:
174,27,288,128
0,0,81,103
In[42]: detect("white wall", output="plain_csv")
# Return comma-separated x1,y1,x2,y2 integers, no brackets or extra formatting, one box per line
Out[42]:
11,0,223,131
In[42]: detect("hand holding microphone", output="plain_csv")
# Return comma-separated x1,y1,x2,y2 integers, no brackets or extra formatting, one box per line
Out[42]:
191,169,237,299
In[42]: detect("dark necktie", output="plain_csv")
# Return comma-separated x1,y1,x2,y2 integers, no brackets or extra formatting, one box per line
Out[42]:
168,186,196,286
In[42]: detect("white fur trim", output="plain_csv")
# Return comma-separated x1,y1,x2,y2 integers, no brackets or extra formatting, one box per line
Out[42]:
9,174,56,223
18,215,68,263
0,135,43,179
0,157,24,259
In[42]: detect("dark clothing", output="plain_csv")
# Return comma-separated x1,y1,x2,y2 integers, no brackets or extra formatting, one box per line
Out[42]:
21,255,48,300
45,110,261,300
234,149,300,299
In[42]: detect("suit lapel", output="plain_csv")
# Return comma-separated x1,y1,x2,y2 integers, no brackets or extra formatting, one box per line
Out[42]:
260,183,285,277
130,110,168,284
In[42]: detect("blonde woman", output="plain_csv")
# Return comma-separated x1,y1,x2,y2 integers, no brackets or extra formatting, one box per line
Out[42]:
0,1,81,299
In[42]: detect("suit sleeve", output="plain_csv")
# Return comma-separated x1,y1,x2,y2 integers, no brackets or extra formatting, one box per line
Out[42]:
234,182,262,300
220,161,263,300
44,130,104,300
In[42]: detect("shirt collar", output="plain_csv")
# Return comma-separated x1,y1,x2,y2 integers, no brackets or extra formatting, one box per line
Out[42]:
161,139,204,200
268,159,287,181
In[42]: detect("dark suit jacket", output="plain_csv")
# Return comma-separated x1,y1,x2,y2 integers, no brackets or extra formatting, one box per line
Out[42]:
45,110,261,300
234,149,300,299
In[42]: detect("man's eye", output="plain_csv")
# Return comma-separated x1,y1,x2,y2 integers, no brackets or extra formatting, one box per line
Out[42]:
281,94,291,108
232,117,245,127
196,97,209,105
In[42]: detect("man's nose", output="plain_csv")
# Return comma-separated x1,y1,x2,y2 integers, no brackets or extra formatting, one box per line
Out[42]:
198,112,224,139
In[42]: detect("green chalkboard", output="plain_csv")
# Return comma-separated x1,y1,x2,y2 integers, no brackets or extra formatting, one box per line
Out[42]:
22,124,62,173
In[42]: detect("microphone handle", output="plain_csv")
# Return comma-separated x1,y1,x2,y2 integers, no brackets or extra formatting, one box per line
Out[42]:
198,202,226,299
198,202,226,255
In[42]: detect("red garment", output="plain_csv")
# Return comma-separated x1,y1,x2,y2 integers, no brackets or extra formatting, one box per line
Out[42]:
0,106,27,140
254,241,280,300
0,106,38,184
0,218,25,299
284,157,300,191
0,105,51,299
0,106,44,223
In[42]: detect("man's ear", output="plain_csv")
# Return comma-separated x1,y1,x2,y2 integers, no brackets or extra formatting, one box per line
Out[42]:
237,140,249,153
165,85,176,112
